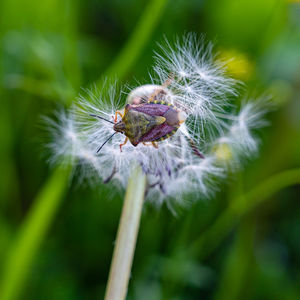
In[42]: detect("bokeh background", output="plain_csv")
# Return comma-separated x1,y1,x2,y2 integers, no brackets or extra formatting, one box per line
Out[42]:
1,0,300,299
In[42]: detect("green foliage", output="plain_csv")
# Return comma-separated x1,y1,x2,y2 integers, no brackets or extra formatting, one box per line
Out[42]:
0,0,300,299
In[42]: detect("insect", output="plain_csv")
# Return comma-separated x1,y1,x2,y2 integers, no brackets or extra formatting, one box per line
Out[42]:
92,85,204,158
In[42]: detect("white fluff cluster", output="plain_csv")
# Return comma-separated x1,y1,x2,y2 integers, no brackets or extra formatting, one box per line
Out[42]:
48,34,269,207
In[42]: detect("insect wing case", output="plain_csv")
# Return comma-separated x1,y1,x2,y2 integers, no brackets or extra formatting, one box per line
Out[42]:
128,102,181,143
122,105,165,146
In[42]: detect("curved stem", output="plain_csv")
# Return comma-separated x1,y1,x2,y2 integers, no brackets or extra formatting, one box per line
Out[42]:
213,215,256,300
104,166,147,300
0,165,71,300
189,169,300,258
161,169,300,298
99,0,169,82
0,1,168,299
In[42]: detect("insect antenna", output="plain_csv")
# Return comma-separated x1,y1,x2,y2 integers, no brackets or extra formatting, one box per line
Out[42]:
96,132,118,153
90,114,115,124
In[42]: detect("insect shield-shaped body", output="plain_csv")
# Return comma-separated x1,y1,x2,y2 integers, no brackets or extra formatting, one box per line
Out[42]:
92,85,204,157
113,85,187,150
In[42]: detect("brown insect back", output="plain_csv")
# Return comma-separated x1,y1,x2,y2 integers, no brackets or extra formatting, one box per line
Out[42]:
117,103,184,149
91,85,203,157
110,84,192,152
122,107,166,146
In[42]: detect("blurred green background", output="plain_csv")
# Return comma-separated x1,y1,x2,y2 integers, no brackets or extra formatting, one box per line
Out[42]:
1,0,300,299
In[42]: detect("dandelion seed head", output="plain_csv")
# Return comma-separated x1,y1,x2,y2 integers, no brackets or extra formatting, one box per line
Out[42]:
47,34,270,208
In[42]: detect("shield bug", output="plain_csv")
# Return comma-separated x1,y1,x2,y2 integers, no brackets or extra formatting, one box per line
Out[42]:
92,84,204,158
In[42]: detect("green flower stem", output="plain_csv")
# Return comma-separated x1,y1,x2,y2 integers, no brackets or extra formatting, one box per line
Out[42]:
162,169,300,297
189,168,300,259
98,0,169,83
0,165,71,300
0,0,168,299
213,215,256,300
104,166,147,300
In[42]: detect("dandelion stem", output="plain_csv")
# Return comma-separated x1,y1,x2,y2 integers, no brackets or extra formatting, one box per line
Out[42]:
0,165,71,300
104,166,146,300
0,1,168,298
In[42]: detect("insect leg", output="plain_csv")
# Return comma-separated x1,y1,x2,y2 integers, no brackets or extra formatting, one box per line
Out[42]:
119,137,129,152
188,138,205,158
162,72,174,87
142,142,152,146
151,142,158,149
147,73,174,102
148,90,160,102
113,111,124,123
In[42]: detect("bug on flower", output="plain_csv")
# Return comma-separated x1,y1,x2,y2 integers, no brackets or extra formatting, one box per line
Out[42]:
92,84,204,157
48,34,270,203
114,85,187,149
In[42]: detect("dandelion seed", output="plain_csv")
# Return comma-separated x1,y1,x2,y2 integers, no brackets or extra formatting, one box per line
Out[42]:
47,34,270,207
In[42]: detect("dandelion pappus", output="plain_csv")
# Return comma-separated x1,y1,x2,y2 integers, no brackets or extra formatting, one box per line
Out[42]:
48,34,270,203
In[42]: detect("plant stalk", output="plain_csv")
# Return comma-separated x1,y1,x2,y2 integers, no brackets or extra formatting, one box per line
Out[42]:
189,168,300,258
99,0,169,83
104,166,147,300
0,165,71,300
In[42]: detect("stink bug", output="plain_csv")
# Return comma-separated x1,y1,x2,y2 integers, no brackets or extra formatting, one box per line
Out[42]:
92,84,204,158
